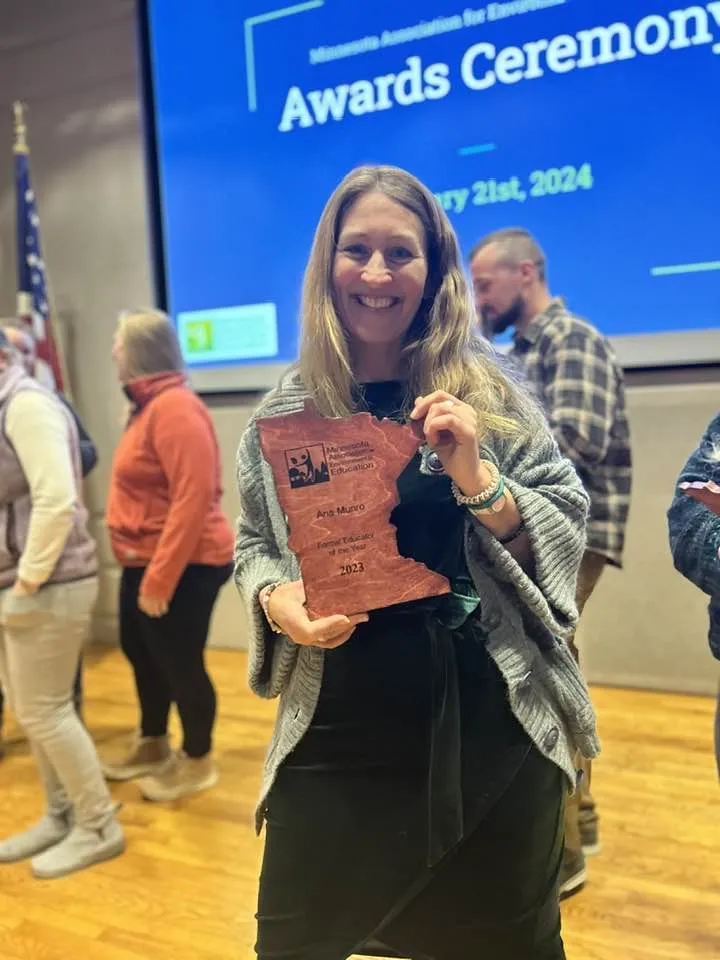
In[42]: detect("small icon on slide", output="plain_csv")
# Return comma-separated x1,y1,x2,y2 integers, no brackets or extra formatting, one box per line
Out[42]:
185,320,214,352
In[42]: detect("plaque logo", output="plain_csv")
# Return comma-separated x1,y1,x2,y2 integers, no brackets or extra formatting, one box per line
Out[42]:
285,444,330,489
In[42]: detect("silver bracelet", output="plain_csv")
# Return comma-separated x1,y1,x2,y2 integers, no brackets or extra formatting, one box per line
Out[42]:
451,459,502,508
259,582,284,635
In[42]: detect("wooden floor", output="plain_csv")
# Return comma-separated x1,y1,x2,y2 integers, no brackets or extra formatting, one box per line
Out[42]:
0,645,718,960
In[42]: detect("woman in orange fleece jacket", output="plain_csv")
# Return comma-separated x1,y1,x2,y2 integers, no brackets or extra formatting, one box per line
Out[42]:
104,309,233,801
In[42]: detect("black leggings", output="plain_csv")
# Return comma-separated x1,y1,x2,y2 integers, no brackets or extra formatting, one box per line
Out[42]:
119,563,231,758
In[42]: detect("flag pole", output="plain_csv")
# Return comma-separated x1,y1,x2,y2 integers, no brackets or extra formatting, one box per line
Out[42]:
13,102,32,321
12,101,27,152
12,101,73,400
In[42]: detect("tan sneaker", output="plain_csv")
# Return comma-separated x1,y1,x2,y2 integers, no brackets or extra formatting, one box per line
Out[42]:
138,751,218,802
559,846,587,900
102,735,173,781
579,806,601,856
560,772,588,899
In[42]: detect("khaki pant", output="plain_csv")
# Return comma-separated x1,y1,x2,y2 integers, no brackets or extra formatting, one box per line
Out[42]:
564,551,607,858
0,579,115,830
715,680,720,779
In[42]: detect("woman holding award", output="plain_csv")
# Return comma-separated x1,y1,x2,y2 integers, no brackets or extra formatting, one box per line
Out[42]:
235,165,595,959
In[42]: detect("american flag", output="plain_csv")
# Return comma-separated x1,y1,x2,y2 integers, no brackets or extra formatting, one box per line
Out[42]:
14,102,64,391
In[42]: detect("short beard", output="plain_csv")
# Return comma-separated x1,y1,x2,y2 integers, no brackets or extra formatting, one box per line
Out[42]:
486,296,525,337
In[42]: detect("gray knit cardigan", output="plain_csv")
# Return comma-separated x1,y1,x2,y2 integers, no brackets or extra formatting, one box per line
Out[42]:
234,371,600,831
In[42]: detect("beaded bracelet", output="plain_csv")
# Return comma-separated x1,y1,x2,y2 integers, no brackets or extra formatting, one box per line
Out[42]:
450,459,504,511
497,519,526,545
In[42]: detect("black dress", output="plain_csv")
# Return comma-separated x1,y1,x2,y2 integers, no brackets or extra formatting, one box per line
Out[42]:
256,382,567,960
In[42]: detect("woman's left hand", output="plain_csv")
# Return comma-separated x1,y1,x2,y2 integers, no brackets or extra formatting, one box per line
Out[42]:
411,392,530,565
410,391,488,496
139,593,169,618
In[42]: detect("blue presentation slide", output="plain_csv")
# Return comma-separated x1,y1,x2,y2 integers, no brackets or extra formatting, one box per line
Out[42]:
145,0,720,379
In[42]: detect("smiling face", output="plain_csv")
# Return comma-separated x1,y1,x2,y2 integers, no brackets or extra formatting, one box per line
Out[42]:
332,191,428,353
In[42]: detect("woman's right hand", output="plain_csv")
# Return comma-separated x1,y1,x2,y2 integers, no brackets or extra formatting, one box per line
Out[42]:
681,479,720,516
266,580,369,649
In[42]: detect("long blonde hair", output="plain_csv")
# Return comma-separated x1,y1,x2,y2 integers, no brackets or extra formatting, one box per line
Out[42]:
116,308,184,379
298,165,537,437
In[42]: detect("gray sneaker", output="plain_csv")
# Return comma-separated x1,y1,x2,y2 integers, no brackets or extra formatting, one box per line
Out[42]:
31,818,125,879
0,813,70,863
559,847,587,900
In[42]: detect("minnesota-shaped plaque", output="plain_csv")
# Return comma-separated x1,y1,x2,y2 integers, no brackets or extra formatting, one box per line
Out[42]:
257,400,450,618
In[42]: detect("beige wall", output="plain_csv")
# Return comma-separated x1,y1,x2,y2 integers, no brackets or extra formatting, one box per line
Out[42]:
1,1,717,691
580,378,720,695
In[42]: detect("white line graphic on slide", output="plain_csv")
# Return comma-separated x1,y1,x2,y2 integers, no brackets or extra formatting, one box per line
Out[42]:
651,261,720,277
245,1,325,112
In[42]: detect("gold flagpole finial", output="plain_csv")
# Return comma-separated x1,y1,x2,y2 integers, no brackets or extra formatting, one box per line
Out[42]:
13,101,28,154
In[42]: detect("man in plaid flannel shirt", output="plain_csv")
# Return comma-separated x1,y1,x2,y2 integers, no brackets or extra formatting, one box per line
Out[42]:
470,227,632,900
